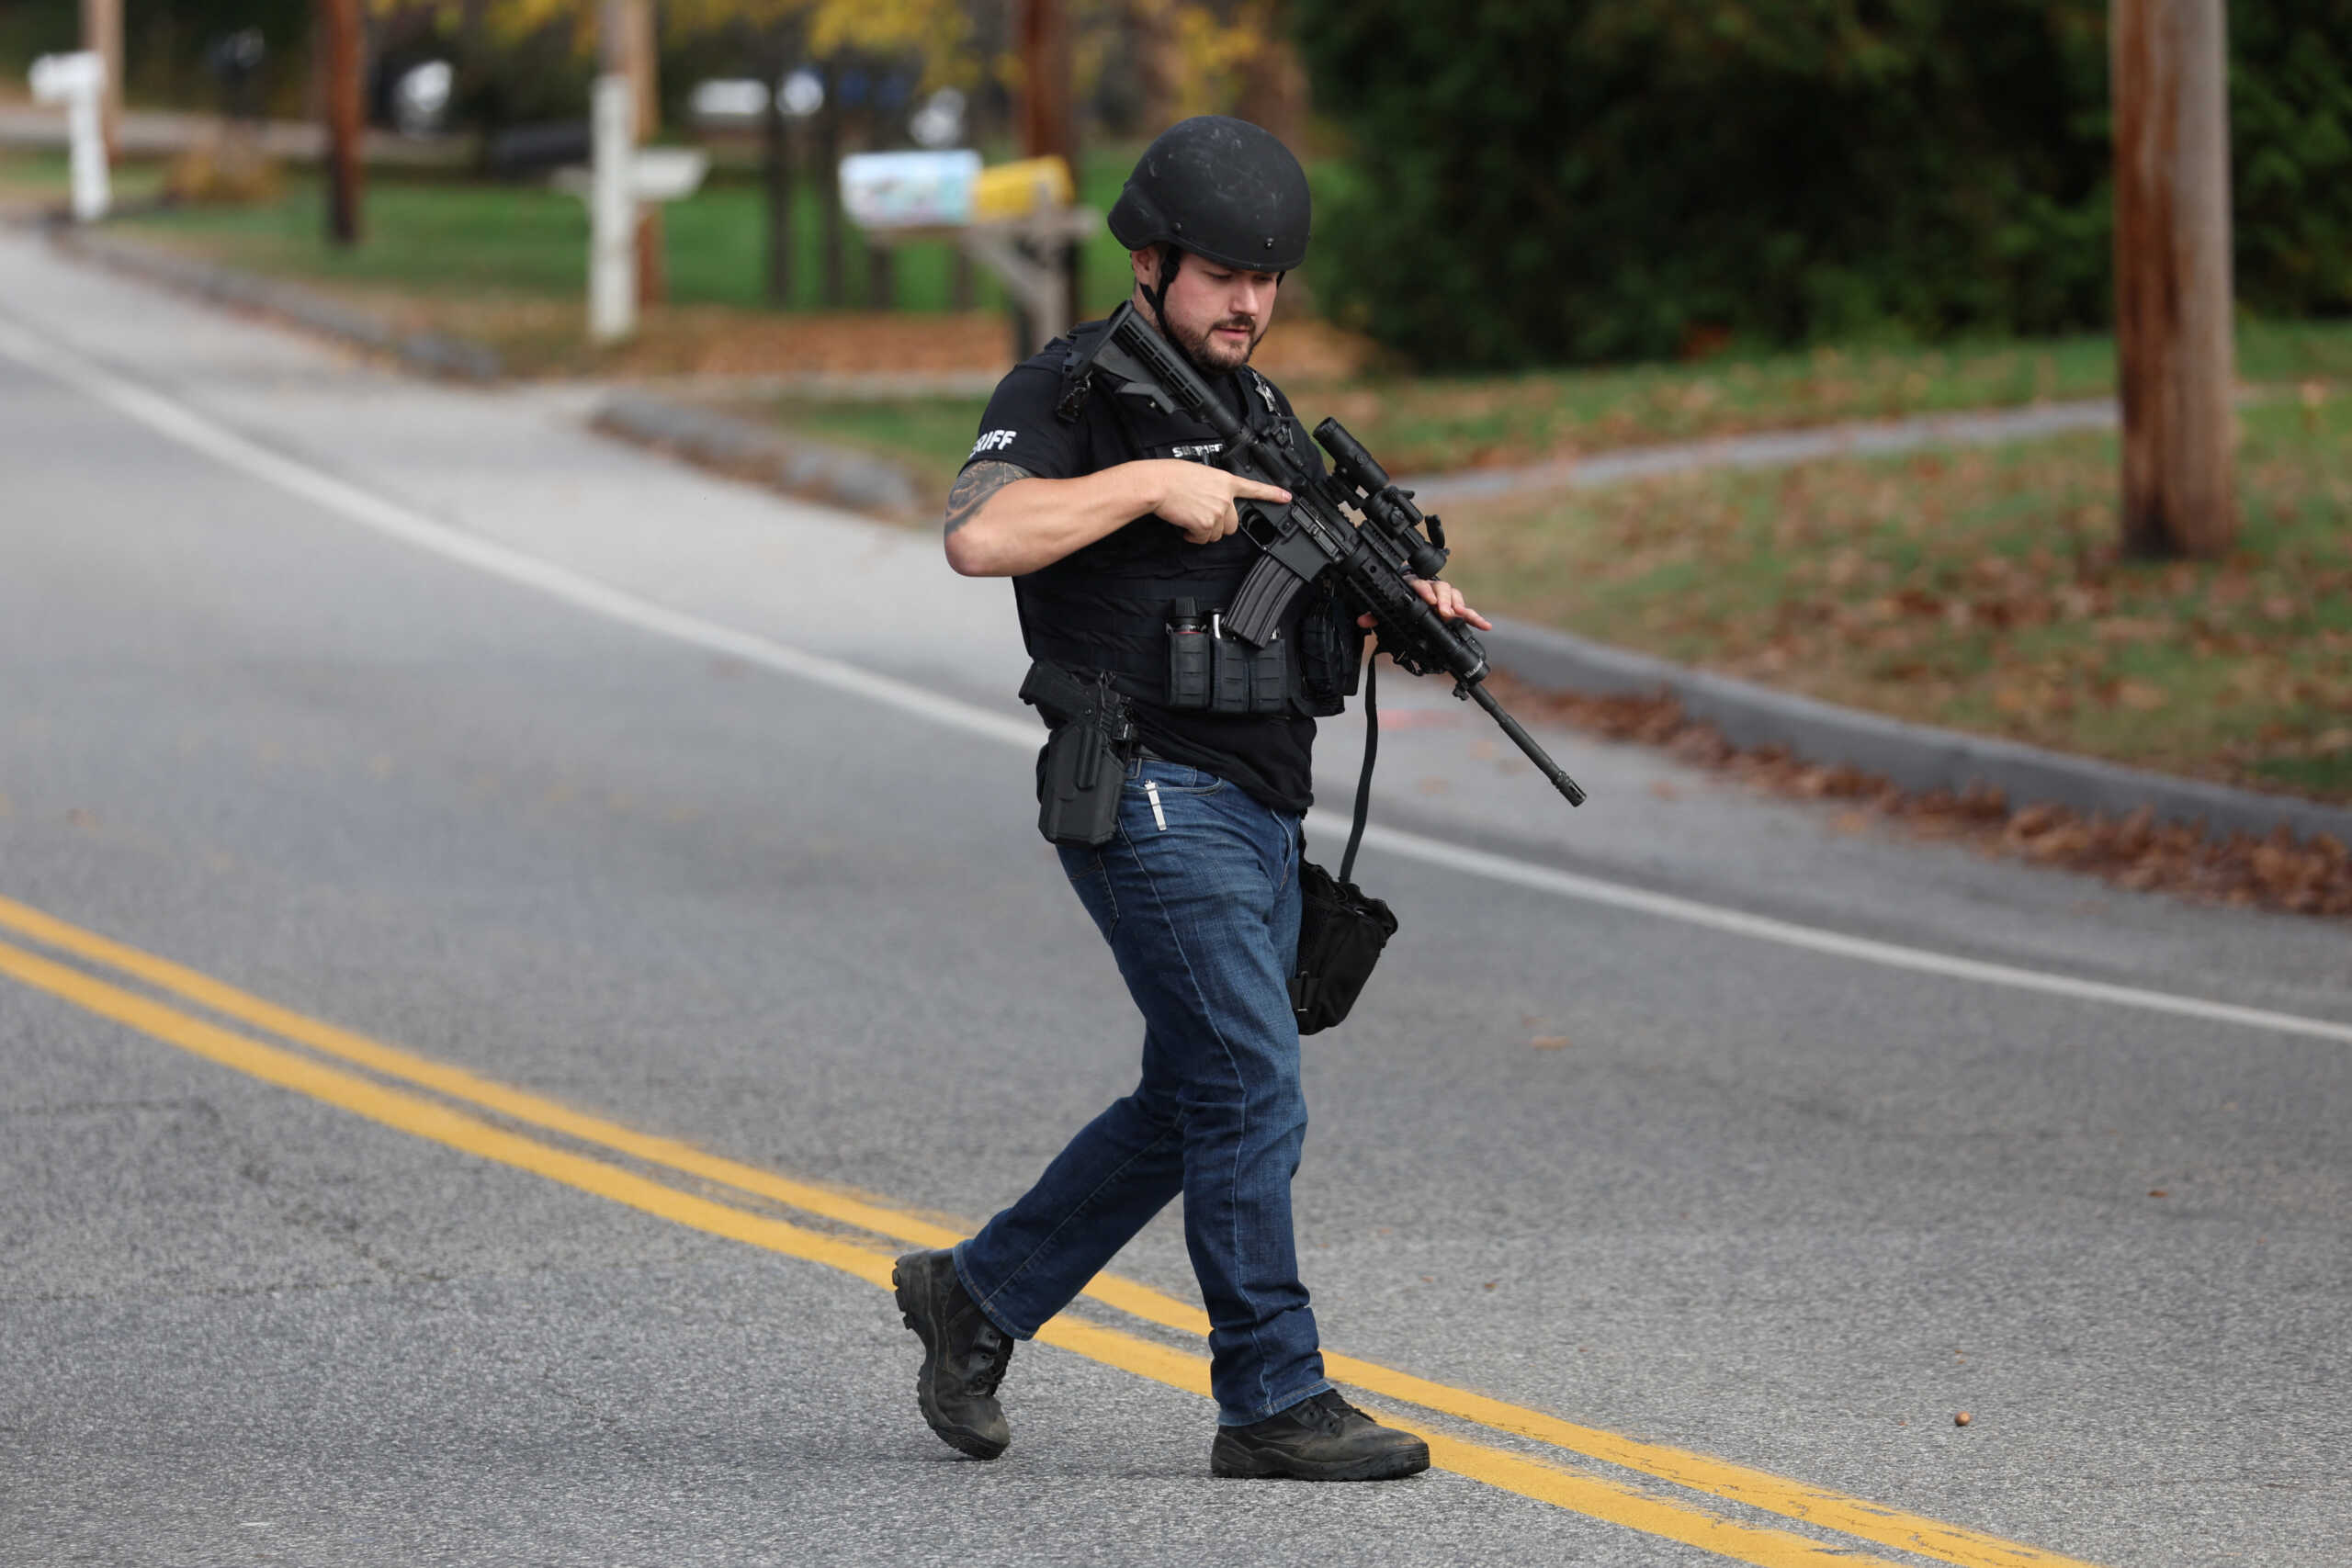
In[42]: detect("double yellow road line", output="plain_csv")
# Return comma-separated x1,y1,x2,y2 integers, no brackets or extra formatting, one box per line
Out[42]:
0,889,2094,1568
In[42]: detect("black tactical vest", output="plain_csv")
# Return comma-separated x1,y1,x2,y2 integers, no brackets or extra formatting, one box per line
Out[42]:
1012,322,1349,718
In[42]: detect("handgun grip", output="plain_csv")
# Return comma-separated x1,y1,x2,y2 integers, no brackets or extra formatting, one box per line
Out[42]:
1018,658,1090,726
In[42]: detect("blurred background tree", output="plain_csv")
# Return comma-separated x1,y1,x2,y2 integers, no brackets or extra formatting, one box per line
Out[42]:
1293,0,2352,369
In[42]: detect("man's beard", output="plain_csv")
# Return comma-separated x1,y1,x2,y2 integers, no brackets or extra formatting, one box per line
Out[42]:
1170,311,1264,372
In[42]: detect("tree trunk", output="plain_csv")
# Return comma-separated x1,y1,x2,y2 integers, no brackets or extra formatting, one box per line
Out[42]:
1234,1,1308,150
1019,0,1081,328
818,77,844,309
1132,0,1185,134
318,0,364,246
79,0,122,158
602,0,664,308
762,58,795,308
2112,0,2237,559
628,0,664,308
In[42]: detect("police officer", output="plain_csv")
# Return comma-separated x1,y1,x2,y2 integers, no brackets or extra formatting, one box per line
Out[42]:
893,117,1479,1482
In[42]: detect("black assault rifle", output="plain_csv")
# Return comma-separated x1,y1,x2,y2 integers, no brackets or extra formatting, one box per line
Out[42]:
1063,302,1587,807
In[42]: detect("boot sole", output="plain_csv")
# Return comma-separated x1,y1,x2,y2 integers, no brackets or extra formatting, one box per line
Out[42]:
1209,1436,1431,1482
893,1256,1008,1461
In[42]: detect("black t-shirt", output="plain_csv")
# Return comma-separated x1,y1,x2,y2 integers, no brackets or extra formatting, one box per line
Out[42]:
961,333,1319,815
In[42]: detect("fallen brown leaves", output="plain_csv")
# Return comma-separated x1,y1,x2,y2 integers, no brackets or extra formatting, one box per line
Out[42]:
429,302,1374,382
1488,674,2352,918
1444,400,2352,803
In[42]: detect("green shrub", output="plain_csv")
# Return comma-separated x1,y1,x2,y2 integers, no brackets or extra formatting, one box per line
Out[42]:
1294,0,2351,369
2233,2,2352,315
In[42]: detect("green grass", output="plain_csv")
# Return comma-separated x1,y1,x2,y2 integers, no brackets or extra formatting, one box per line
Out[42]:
0,146,170,207
118,171,966,310
1435,391,2352,801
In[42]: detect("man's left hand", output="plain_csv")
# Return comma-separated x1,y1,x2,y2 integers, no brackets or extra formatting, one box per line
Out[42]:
1358,577,1492,632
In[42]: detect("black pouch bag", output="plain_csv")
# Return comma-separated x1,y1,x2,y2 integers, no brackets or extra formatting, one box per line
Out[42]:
1291,859,1397,1034
1288,659,1397,1034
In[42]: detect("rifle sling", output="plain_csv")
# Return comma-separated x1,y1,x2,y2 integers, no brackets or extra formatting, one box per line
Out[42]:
1340,655,1377,887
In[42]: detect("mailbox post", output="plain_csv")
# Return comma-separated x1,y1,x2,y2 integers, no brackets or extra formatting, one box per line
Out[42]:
554,75,711,344
590,75,635,343
29,52,110,223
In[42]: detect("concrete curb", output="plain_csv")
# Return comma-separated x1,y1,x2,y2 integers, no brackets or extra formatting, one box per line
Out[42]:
48,224,502,382
1479,615,2352,845
592,392,922,517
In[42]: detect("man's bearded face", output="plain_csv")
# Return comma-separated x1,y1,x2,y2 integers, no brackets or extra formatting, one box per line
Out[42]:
1143,251,1280,371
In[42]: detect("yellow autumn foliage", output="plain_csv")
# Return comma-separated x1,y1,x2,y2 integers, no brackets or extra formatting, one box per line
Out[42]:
416,0,1275,117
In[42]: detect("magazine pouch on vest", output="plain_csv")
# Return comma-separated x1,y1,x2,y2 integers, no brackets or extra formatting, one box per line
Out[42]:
1164,599,1294,716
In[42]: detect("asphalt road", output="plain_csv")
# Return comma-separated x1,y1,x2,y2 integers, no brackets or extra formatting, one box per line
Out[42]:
2,232,2346,1568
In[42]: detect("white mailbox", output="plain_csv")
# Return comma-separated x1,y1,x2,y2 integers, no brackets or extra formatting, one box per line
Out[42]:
29,51,110,222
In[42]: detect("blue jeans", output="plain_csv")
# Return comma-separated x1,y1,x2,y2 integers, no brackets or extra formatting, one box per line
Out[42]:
954,756,1330,1427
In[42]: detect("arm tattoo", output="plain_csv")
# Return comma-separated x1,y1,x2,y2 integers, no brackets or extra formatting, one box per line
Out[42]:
944,461,1033,537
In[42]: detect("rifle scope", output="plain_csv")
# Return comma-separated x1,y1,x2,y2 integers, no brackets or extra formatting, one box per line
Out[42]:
1313,419,1450,581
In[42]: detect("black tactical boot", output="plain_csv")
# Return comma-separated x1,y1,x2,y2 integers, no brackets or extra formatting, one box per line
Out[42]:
1210,1390,1430,1481
892,1248,1014,1461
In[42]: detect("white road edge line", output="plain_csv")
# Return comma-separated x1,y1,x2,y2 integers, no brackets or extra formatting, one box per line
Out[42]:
7,313,2348,1050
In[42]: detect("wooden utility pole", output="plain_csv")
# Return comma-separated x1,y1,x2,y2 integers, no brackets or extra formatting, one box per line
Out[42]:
2112,0,2237,558
600,0,665,307
79,0,121,157
1019,0,1081,324
318,0,365,246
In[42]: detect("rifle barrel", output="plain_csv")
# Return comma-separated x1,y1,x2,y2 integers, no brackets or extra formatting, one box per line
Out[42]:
1465,682,1587,807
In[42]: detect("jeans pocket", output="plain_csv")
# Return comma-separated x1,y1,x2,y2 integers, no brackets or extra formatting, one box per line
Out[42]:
1130,761,1226,796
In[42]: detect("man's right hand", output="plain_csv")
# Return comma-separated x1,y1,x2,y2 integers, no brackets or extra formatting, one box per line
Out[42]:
1146,460,1292,546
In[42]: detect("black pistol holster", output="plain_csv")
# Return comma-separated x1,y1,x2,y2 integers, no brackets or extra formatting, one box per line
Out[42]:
1020,660,1138,848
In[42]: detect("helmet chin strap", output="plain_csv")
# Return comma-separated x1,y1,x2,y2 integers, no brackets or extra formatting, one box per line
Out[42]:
1148,243,1229,377
1148,243,1182,351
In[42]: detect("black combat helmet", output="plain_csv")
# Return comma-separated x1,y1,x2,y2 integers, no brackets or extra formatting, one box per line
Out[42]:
1108,116,1310,273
